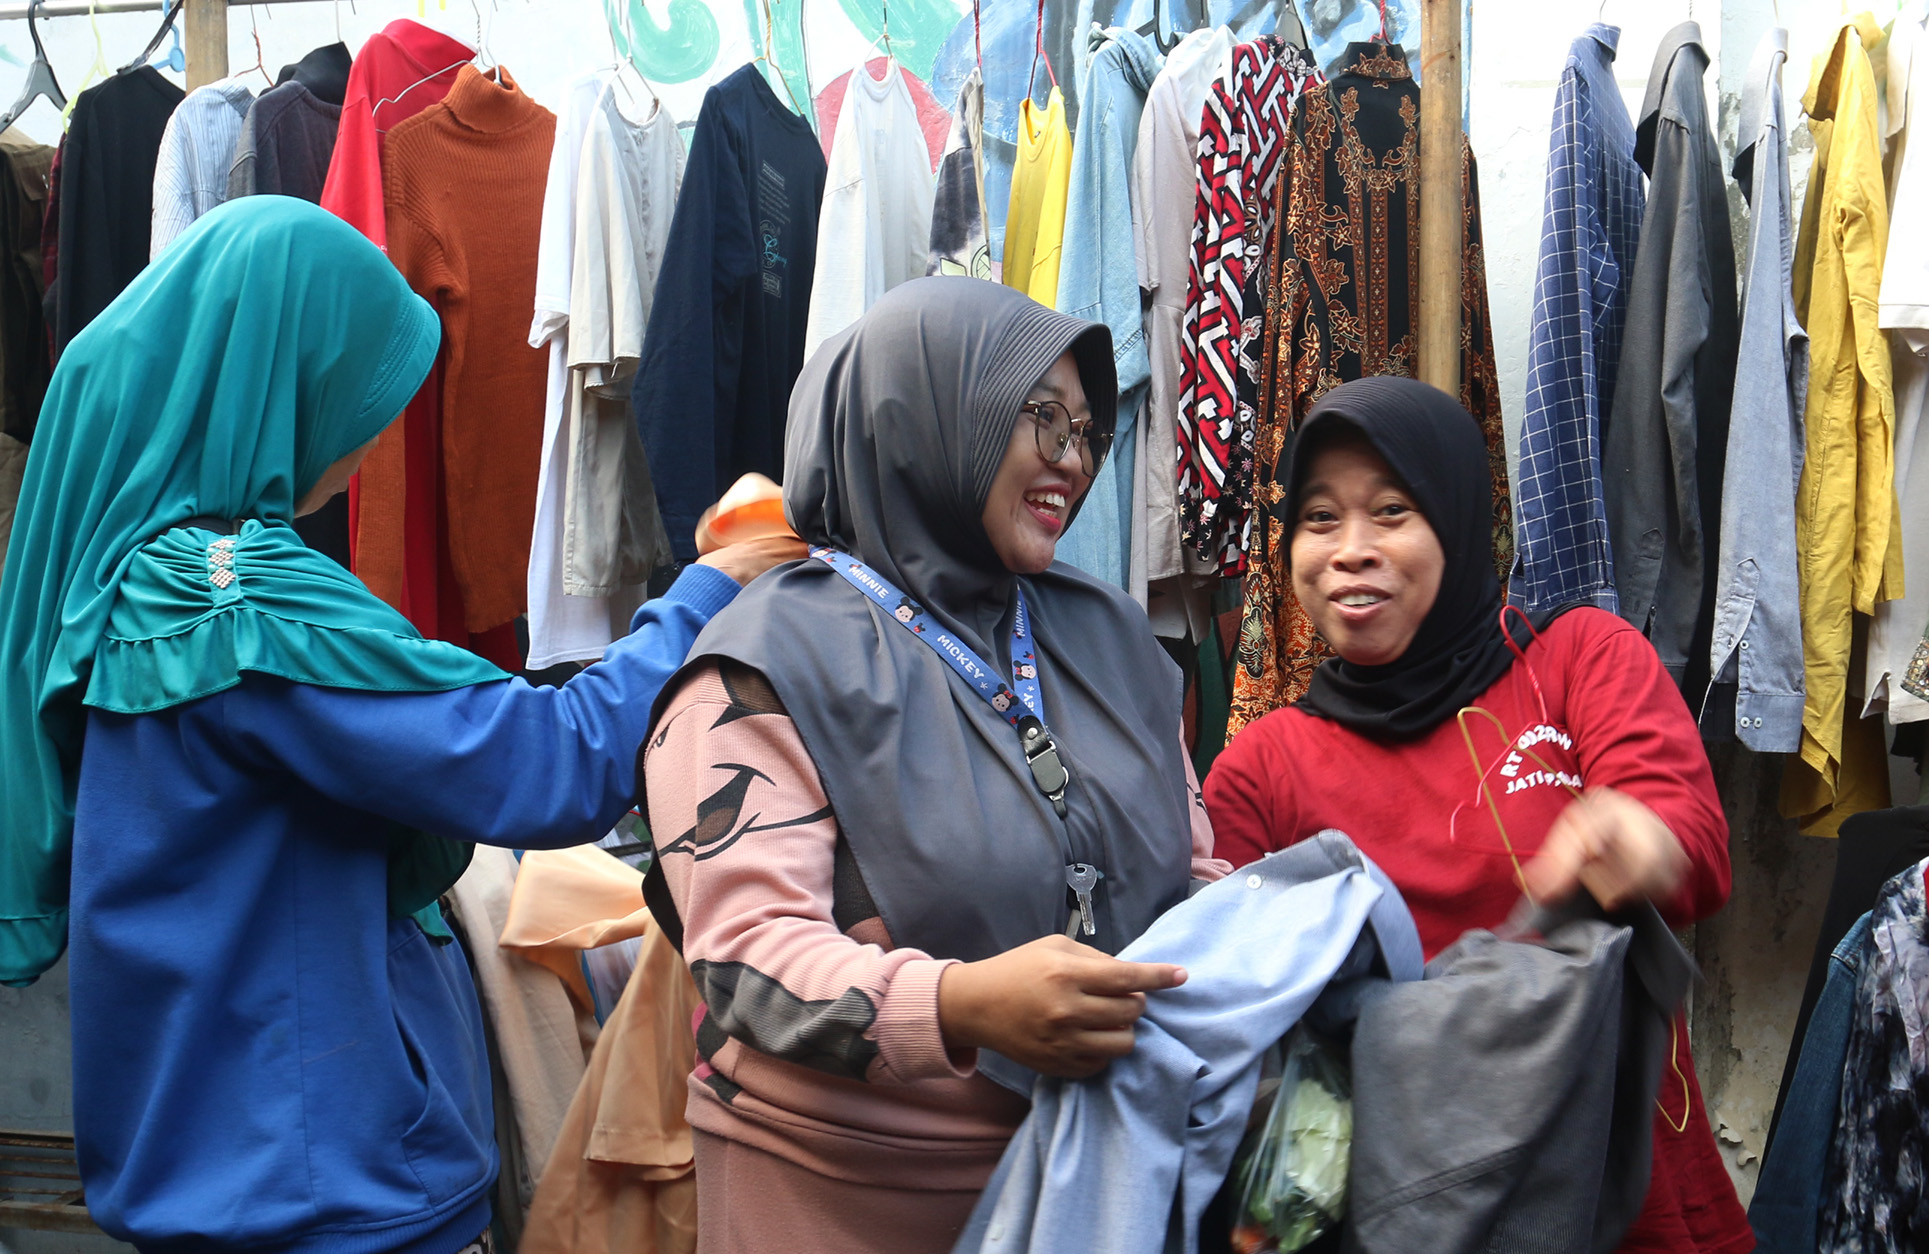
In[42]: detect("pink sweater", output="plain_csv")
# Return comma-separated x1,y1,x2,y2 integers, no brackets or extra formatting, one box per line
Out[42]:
645,660,1227,1191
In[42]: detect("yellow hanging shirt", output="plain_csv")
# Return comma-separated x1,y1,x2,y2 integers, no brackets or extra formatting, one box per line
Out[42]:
1003,87,1072,305
1784,14,1905,834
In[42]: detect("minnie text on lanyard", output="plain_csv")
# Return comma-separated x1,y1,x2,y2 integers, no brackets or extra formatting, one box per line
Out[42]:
810,547,1103,935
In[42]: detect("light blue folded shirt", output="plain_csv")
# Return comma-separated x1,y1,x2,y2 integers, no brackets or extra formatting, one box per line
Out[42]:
956,832,1423,1254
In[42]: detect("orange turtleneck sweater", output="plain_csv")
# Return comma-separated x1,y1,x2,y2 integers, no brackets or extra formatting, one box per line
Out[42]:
363,65,555,639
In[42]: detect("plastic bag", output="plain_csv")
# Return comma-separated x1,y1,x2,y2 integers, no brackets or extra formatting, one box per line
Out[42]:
1229,1024,1353,1253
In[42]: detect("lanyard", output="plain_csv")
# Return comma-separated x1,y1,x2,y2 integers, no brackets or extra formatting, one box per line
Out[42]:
808,546,1045,727
811,547,1104,934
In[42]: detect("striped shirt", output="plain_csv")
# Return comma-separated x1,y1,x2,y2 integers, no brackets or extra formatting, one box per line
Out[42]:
149,79,252,258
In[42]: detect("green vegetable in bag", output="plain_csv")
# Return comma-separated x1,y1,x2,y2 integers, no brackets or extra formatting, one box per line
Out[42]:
1229,1024,1352,1253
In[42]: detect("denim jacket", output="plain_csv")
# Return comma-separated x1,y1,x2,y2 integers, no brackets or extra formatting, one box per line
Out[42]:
1054,27,1160,592
1749,910,1869,1253
1705,29,1807,750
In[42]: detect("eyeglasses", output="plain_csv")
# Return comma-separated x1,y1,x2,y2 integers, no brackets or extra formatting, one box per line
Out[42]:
1021,400,1113,478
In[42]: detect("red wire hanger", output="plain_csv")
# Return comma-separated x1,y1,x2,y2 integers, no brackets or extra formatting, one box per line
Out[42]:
1025,0,1057,103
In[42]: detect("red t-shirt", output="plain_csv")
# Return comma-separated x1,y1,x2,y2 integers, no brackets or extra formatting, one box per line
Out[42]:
1205,608,1752,1254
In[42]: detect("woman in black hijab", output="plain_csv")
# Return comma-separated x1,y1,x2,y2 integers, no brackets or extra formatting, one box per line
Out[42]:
640,279,1228,1252
1205,377,1754,1251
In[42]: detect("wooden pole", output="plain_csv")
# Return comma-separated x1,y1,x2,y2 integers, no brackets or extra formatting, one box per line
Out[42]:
1416,0,1463,398
183,0,227,89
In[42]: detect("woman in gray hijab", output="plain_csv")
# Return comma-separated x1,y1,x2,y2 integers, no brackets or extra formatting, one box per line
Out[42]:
641,278,1228,1252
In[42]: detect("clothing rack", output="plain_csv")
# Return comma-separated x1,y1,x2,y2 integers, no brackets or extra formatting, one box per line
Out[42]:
0,0,1473,338
0,0,296,87
0,0,293,16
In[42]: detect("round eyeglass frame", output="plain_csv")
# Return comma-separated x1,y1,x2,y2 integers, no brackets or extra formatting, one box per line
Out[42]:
1020,399,1113,479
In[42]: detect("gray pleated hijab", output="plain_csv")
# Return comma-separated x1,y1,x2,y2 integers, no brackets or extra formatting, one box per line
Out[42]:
671,278,1194,1033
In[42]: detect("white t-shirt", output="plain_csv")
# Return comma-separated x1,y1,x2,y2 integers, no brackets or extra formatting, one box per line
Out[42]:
526,69,617,671
802,59,935,361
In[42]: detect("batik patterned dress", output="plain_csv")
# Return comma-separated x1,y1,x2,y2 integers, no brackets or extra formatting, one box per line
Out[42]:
1175,36,1321,576
1228,40,1510,736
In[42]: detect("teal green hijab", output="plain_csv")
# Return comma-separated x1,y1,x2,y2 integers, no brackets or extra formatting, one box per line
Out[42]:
0,197,505,985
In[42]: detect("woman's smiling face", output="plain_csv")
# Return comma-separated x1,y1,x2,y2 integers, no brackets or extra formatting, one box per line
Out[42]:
979,352,1094,575
1289,433,1444,667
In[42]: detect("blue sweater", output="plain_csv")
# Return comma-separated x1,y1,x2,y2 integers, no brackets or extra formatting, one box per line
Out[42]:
65,565,738,1254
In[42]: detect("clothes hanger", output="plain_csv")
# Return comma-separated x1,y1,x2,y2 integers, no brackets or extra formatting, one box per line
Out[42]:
750,0,808,116
245,7,274,87
0,0,67,132
868,0,894,71
603,1,663,117
1450,658,1692,1137
371,63,466,125
59,0,113,128
1149,0,1178,55
369,26,476,129
470,0,501,85
1024,0,1057,106
601,0,648,106
611,60,662,117
796,0,816,97
116,0,184,76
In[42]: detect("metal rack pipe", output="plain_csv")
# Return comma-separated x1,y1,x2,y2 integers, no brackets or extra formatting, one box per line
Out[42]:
0,0,298,22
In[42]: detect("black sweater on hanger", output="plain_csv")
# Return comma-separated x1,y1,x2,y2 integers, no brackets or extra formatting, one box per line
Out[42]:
52,65,182,356
275,41,351,106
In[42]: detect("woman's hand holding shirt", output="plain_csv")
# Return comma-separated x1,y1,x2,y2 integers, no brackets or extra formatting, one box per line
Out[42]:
938,936,1188,1078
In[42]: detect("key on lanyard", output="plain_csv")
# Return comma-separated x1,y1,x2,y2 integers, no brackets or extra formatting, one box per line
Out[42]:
1064,863,1101,938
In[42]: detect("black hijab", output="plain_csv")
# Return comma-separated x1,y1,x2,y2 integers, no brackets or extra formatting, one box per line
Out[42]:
665,278,1195,1005
1288,377,1530,740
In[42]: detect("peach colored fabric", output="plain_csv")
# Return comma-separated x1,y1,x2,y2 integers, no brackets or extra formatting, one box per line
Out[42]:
521,909,701,1254
503,843,654,1010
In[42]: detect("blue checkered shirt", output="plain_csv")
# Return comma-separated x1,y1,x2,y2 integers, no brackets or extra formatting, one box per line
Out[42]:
1510,25,1646,613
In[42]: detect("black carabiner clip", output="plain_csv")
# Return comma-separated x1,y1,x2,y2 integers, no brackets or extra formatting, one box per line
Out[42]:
1016,715,1069,818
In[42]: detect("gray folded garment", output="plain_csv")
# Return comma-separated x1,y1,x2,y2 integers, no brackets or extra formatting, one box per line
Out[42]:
1344,898,1694,1254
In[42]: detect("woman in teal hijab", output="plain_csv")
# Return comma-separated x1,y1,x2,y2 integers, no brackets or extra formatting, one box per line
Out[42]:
0,198,795,1253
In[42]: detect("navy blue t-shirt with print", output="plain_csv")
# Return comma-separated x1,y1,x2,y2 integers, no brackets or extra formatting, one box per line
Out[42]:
631,64,826,560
